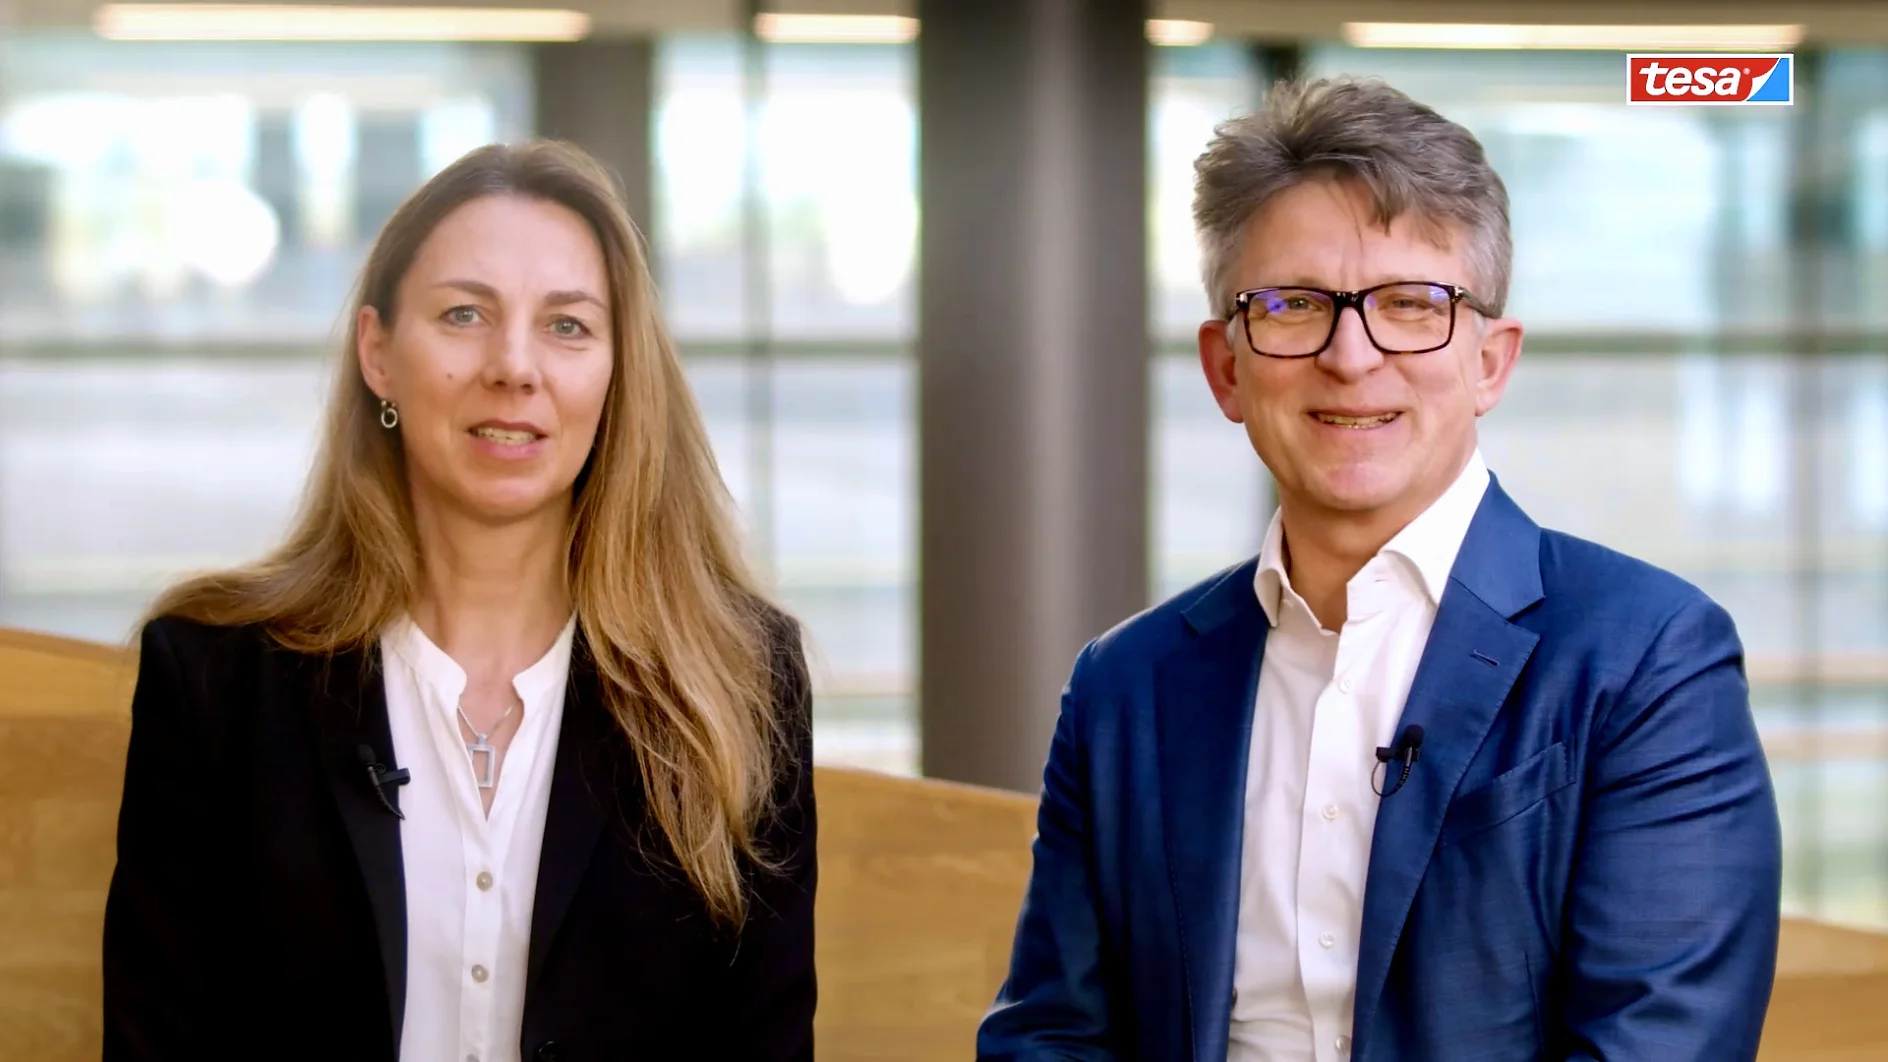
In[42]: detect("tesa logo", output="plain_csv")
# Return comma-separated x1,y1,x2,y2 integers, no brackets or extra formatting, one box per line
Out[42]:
1627,54,1794,105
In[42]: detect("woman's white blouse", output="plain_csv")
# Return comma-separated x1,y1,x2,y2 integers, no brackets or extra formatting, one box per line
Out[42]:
379,614,576,1062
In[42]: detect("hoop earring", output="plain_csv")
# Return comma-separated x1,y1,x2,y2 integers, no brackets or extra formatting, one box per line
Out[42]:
379,398,399,430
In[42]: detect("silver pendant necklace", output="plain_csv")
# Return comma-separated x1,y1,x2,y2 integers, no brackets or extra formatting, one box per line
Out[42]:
457,697,519,790
394,625,521,792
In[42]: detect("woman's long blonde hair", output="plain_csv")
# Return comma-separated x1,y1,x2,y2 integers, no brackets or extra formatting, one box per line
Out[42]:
145,140,783,927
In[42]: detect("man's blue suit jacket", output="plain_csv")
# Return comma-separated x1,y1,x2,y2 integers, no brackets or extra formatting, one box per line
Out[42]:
978,477,1784,1062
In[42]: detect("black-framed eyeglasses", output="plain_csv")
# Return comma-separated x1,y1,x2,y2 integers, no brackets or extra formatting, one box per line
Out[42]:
1228,281,1489,359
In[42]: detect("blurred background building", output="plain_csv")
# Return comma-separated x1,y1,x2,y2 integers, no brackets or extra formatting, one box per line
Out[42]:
0,0,1884,926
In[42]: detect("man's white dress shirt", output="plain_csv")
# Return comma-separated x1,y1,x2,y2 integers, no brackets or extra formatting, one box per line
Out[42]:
380,614,576,1062
1227,450,1490,1062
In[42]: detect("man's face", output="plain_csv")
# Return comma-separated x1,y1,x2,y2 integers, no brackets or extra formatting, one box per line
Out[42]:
1198,177,1523,529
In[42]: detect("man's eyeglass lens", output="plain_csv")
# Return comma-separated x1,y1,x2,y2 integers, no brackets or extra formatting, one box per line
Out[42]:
1245,283,1457,357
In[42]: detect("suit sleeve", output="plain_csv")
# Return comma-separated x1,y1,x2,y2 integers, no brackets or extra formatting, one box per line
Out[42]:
1559,596,1783,1061
102,618,232,1060
977,640,1120,1061
721,618,819,1061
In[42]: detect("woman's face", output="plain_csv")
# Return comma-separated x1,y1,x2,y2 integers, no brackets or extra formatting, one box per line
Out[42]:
358,194,615,528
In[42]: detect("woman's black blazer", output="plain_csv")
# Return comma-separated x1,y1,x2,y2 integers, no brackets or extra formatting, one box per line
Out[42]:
101,611,817,1062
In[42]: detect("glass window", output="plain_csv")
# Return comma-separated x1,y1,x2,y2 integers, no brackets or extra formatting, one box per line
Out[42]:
655,37,918,774
654,37,914,342
0,355,328,638
772,357,914,774
759,44,915,341
1149,43,1270,599
1151,354,1269,598
683,352,915,775
1839,52,1888,330
0,33,533,344
1150,42,1257,338
651,37,747,341
0,33,532,648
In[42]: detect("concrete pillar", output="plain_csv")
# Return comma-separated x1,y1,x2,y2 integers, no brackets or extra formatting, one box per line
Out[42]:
532,39,656,247
917,0,1151,791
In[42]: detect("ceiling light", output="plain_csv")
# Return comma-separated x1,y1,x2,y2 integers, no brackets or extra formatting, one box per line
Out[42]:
1343,22,1803,51
92,4,591,42
753,13,917,44
750,14,1219,47
1147,19,1213,46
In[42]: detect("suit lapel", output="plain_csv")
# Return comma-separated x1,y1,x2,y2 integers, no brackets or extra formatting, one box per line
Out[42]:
527,646,610,990
1156,561,1267,1062
305,647,409,1050
1351,481,1545,1050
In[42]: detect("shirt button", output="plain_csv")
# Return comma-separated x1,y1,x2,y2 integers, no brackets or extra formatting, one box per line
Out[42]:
1337,1034,1352,1053
467,1055,480,1062
1337,674,1354,694
1319,932,1335,949
471,964,489,983
1322,803,1340,820
476,870,494,891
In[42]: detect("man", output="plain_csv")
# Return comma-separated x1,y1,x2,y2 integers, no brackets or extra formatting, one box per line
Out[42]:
976,76,1783,1062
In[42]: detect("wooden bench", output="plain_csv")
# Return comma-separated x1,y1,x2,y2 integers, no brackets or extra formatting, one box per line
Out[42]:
1,626,1884,1061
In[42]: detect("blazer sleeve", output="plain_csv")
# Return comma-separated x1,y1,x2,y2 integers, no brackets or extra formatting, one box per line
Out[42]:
1559,596,1783,1061
719,617,819,1061
977,639,1120,1061
102,618,234,1060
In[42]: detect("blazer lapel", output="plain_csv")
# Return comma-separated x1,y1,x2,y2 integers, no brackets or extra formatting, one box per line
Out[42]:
527,648,610,990
305,647,409,1049
1156,560,1267,1062
1351,481,1545,1050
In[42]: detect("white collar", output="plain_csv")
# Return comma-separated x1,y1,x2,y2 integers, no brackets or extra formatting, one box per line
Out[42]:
381,612,578,706
1254,449,1490,626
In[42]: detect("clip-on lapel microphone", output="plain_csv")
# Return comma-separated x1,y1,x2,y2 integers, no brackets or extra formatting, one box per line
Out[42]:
1372,724,1426,799
356,744,411,820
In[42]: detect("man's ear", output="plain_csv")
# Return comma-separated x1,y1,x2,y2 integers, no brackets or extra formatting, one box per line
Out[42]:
1472,314,1523,417
1199,317,1246,424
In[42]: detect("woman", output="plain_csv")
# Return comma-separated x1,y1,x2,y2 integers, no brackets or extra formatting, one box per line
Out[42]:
102,140,816,1061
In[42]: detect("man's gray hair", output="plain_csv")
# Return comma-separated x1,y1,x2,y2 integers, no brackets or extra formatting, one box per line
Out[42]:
1193,76,1512,320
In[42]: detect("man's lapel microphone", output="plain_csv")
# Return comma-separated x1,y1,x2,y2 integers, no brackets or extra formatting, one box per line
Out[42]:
1373,724,1426,799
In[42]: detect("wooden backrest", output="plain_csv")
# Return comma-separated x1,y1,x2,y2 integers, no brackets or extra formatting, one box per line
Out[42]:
1764,918,1888,1060
0,629,139,1060
1,626,1883,1061
813,766,1035,1060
